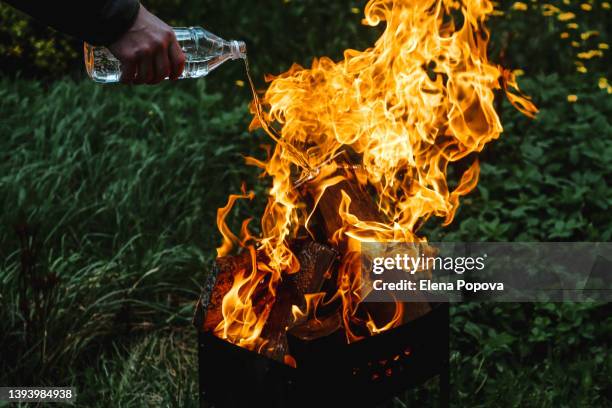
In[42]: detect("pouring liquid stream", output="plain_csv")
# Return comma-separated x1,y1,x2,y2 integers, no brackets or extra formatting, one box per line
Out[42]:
242,57,314,175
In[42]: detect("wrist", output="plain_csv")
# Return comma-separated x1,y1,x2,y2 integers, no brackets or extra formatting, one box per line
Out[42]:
98,0,141,46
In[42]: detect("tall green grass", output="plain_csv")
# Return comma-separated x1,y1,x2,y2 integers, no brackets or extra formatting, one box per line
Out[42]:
0,78,263,406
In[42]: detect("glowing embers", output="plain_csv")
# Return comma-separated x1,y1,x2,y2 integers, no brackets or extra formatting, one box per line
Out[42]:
353,347,413,382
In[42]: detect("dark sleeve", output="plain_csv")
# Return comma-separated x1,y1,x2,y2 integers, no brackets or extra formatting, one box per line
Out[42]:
3,0,140,46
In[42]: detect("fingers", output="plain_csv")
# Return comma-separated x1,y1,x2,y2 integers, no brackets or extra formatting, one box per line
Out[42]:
131,33,175,84
151,49,170,84
120,59,137,84
135,55,153,84
168,40,186,81
107,4,179,85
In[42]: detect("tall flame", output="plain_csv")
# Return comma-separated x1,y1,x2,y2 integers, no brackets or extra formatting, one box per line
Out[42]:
214,0,537,349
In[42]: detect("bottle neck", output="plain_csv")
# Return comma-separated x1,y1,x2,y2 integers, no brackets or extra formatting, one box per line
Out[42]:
230,40,247,60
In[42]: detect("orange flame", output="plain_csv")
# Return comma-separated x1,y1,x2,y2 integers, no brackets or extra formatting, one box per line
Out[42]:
214,0,537,350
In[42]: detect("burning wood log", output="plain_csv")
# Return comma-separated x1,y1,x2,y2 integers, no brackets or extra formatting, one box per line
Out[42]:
288,311,342,341
301,161,381,247
195,159,432,361
196,240,337,361
301,161,432,325
291,239,338,296
259,240,337,360
200,251,256,333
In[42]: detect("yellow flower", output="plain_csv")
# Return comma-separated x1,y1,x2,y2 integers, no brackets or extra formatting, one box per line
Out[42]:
567,23,579,29
235,80,245,87
560,32,570,39
603,2,611,9
558,12,575,21
512,2,528,10
11,45,23,56
599,43,610,49
567,94,578,102
599,77,609,90
563,0,570,4
513,69,525,77
577,66,588,73
571,41,581,47
580,30,599,40
577,50,604,59
542,4,560,15
580,3,592,10
351,7,360,14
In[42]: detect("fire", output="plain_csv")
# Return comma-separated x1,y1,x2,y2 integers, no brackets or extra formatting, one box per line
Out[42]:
213,0,537,350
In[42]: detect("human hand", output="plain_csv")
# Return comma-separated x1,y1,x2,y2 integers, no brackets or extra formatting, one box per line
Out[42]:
108,5,185,84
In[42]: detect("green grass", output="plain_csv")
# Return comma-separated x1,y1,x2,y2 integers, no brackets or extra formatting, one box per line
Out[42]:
433,74,612,407
0,72,611,407
0,78,260,407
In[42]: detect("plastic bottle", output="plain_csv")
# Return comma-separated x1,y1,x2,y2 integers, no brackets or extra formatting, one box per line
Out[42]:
84,27,246,83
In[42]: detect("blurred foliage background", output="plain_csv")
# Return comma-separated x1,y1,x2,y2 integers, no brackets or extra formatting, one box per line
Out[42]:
0,0,610,86
0,0,611,407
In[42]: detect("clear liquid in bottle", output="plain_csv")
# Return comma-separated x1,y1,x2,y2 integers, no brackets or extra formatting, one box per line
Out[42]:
85,27,246,83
